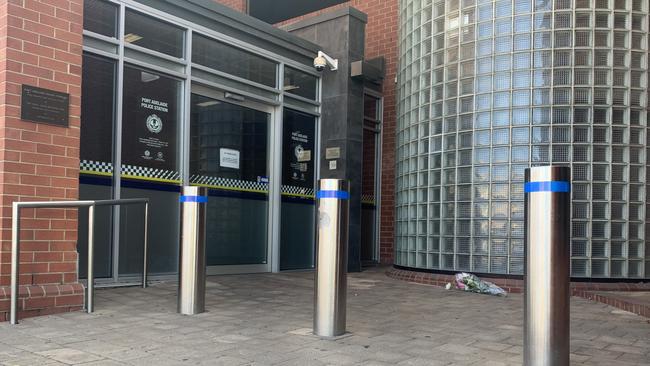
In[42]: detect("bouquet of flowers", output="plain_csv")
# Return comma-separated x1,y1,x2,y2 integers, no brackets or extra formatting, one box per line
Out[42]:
452,272,507,296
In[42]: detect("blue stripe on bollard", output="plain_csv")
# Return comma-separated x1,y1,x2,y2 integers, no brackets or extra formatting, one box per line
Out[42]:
524,181,571,193
316,190,350,200
180,195,208,203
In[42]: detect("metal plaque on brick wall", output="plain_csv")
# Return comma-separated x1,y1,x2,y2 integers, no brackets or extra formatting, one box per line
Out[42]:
21,85,69,127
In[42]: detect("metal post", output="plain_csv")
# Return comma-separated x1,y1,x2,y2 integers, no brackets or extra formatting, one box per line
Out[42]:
178,186,208,315
87,205,95,313
10,204,20,325
313,179,350,338
8,199,147,324
142,202,149,288
524,166,571,366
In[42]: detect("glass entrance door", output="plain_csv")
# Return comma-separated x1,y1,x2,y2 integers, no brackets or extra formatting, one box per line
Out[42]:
190,87,272,274
361,93,382,264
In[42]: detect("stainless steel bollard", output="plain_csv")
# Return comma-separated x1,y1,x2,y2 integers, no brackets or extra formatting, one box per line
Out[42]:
314,179,350,337
524,166,571,366
178,186,208,315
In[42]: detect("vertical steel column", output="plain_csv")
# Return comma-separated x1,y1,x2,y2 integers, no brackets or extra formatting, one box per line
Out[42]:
10,204,20,325
142,202,149,288
87,205,96,313
524,166,571,366
178,186,208,315
314,179,350,337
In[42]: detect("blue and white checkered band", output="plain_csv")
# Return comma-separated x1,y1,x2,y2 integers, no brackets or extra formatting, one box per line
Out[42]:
189,175,269,193
281,185,315,199
80,160,114,175
121,164,181,182
362,194,376,205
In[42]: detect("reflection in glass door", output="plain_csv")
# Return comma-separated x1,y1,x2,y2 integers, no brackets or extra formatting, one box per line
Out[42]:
361,93,382,264
78,53,116,279
190,90,271,273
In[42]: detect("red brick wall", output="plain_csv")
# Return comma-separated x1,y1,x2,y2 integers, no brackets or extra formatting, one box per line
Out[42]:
274,1,398,264
0,0,84,321
215,0,247,12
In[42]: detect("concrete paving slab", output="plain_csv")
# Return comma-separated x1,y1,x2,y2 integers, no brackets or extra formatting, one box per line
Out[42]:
0,268,648,365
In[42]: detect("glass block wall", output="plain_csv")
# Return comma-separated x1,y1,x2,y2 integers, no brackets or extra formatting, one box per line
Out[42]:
396,0,650,278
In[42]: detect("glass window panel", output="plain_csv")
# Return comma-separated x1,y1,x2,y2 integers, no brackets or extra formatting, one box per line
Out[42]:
595,12,609,28
574,31,591,47
122,64,181,177
574,50,591,66
495,0,512,17
512,146,529,162
554,50,572,67
534,12,552,29
493,36,510,54
478,4,493,22
614,13,628,29
513,34,531,50
80,53,115,170
477,57,493,74
477,40,493,56
83,0,118,37
512,71,531,89
494,72,510,90
534,32,552,49
493,92,510,108
554,12,572,28
283,67,317,100
515,0,532,13
493,147,509,163
492,129,509,145
512,127,529,144
512,90,529,106
594,31,610,47
194,43,276,90
575,12,591,28
614,31,627,48
554,30,572,47
514,15,531,33
124,9,184,58
513,53,530,69
478,22,493,38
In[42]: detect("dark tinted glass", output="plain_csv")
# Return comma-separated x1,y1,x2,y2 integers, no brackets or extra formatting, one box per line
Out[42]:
190,94,270,266
192,34,277,87
124,10,184,58
283,67,317,100
80,53,115,165
83,0,118,37
121,64,181,175
190,94,269,180
280,109,316,270
249,0,346,23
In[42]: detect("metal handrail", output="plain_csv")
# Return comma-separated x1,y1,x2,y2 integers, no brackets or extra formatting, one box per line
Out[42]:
10,198,149,325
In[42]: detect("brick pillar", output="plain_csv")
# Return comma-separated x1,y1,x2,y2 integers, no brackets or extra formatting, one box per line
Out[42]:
0,0,84,321
359,0,398,264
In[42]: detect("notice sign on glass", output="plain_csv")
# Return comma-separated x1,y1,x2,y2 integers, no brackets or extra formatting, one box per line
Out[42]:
282,110,315,188
21,85,69,127
121,66,180,173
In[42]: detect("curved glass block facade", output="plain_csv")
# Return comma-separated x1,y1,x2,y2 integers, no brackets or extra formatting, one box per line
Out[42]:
396,0,650,278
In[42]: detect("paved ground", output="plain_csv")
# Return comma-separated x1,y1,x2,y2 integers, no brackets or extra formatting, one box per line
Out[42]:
588,291,650,319
1,268,649,366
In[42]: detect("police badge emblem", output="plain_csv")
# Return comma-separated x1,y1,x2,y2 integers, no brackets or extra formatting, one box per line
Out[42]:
146,114,163,133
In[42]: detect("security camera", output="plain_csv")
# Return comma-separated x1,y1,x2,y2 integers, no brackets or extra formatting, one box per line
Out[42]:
314,51,338,72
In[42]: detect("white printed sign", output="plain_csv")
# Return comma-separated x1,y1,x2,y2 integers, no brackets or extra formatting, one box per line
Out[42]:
220,148,240,169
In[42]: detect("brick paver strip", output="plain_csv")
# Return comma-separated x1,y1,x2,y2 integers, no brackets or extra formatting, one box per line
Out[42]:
0,267,648,365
